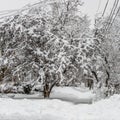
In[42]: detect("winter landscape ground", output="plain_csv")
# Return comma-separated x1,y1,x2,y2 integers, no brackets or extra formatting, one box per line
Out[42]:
0,87,119,120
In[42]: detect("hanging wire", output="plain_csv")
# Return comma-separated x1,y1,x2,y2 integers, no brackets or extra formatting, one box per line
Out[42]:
94,0,110,37
105,0,119,32
104,0,117,30
0,0,44,20
102,0,110,17
108,0,119,28
108,6,120,30
104,0,119,33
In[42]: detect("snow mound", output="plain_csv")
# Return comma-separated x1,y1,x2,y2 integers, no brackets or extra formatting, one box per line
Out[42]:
52,87,95,99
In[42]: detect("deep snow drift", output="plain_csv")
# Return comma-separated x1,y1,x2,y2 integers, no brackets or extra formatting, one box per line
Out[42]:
0,94,120,120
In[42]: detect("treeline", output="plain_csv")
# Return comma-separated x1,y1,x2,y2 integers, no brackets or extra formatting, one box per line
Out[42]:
0,0,119,98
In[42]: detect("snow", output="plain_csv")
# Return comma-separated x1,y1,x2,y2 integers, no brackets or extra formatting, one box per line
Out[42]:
0,87,94,104
51,86,94,100
0,94,120,120
0,87,93,105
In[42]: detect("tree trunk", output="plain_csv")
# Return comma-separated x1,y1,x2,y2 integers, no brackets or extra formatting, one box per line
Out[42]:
43,81,57,98
43,83,50,98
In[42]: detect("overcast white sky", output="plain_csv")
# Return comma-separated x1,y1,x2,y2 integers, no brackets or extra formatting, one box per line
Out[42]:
0,0,119,27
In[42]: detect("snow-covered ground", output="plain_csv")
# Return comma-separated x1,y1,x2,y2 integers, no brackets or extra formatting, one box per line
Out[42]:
0,87,119,120
0,94,120,120
0,87,94,104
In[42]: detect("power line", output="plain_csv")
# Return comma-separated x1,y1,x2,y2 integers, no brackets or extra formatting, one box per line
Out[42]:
102,0,110,17
94,0,109,32
0,9,18,14
0,0,44,20
107,0,119,30
95,0,119,39
104,0,119,32
104,0,117,31
0,10,17,16
108,6,120,30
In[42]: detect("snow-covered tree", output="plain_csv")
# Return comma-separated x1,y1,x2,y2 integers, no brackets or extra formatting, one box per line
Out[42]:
93,12,120,98
0,0,98,96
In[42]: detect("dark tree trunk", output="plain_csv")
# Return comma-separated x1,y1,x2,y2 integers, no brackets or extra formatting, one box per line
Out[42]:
105,70,110,87
88,79,93,90
91,71,99,83
43,83,50,98
104,57,110,87
43,81,57,98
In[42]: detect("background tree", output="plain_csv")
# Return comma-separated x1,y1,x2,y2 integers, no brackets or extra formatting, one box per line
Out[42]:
0,0,100,96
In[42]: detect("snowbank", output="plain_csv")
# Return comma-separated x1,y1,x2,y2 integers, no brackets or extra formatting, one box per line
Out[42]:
0,94,120,120
52,87,94,99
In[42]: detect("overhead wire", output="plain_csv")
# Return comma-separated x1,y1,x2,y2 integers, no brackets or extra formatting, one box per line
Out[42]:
95,0,119,39
102,0,110,17
105,0,119,32
0,0,44,20
94,0,110,37
104,0,117,31
108,6,120,30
